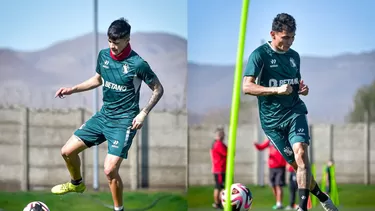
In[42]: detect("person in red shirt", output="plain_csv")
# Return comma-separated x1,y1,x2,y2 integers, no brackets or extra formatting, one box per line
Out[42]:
210,127,228,209
285,163,298,210
254,138,287,210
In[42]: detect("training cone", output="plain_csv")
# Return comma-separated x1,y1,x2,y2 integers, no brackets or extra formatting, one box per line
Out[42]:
307,196,312,210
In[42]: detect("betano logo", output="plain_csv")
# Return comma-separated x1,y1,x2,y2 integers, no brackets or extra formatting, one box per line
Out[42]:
104,81,127,92
269,78,299,87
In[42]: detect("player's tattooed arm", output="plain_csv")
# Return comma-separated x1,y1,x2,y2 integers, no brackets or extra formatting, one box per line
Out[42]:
142,77,164,114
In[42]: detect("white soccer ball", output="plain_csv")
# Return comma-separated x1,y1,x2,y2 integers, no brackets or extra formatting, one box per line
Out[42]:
221,183,253,211
23,201,50,211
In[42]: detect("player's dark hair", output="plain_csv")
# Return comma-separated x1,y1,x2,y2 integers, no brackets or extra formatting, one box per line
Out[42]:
215,126,224,133
107,17,131,40
272,13,296,33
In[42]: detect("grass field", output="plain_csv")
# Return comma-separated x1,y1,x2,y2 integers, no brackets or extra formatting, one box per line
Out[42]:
0,190,187,211
187,184,375,211
1,184,375,211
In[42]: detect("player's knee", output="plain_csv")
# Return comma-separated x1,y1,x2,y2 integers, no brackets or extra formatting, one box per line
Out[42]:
104,164,120,180
61,144,73,158
60,147,68,158
293,143,308,168
104,167,119,180
104,154,123,180
61,135,84,158
290,161,298,171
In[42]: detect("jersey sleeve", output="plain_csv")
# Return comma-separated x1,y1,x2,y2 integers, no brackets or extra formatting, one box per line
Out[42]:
136,61,157,85
254,139,270,150
95,50,103,75
244,50,264,78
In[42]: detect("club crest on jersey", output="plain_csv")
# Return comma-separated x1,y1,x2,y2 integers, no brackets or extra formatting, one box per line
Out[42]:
123,63,129,74
290,57,296,68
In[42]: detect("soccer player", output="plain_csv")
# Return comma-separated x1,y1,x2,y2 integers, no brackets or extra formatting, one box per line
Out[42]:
254,138,286,210
210,127,228,209
51,18,164,211
325,160,334,195
242,13,338,211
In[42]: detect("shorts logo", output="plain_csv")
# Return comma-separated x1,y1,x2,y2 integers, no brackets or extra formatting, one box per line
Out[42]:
283,146,293,156
112,140,119,148
297,128,306,136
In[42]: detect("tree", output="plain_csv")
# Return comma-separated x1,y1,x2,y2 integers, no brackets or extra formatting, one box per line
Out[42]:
348,80,375,122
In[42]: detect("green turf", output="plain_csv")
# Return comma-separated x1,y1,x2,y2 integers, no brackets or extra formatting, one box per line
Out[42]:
0,190,187,211
2,184,375,211
187,184,375,210
188,208,375,211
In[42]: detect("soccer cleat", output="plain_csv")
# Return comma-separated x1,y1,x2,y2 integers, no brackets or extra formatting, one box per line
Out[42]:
272,204,283,210
320,198,339,211
285,204,298,210
51,182,86,195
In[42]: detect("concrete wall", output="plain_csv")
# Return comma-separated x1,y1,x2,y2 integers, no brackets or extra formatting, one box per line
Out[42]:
188,123,375,186
0,106,374,192
0,106,187,191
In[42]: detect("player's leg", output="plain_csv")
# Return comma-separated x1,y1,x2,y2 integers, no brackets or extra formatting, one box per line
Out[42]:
104,154,125,211
268,168,278,207
288,171,298,209
220,172,226,198
289,115,338,211
273,167,285,209
212,173,224,208
51,113,106,195
104,122,137,211
212,174,220,208
263,130,293,210
61,135,87,181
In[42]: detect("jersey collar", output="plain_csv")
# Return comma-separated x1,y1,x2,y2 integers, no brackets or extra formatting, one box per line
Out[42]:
267,41,287,54
110,43,132,61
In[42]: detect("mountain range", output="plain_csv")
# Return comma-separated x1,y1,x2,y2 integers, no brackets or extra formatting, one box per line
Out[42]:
0,32,187,112
188,51,375,124
1,32,374,124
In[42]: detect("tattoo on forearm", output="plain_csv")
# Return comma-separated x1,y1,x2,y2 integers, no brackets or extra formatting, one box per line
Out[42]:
143,80,164,114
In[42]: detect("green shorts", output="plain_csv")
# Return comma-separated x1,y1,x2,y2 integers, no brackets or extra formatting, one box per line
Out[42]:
263,114,310,164
74,112,137,159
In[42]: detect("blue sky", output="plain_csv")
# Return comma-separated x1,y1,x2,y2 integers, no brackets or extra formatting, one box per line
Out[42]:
0,0,187,51
1,0,375,65
188,0,375,64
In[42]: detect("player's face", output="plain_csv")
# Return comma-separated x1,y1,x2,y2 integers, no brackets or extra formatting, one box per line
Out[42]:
108,36,130,55
271,30,295,52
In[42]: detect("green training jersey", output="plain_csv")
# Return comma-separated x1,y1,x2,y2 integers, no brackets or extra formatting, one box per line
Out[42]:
96,48,157,119
244,42,308,130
